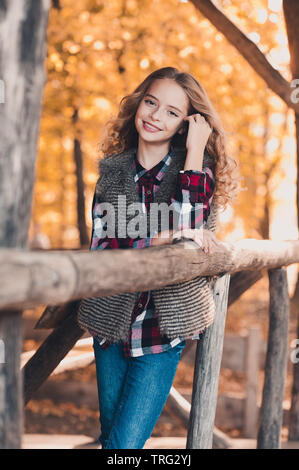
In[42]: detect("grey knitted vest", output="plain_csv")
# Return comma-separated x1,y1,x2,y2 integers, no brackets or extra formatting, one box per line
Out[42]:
77,146,218,342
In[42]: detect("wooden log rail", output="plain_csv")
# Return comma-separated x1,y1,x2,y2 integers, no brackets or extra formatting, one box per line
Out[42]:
0,238,297,449
0,238,299,310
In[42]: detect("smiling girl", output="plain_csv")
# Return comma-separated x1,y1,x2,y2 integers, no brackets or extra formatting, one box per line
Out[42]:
77,67,241,449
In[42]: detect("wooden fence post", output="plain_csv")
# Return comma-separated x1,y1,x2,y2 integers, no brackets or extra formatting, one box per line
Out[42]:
0,0,50,448
186,273,230,449
244,327,260,437
257,267,289,448
0,310,23,449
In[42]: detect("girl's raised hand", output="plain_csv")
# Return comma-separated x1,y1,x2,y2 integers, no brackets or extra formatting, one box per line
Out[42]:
173,227,221,255
183,113,212,153
151,228,221,254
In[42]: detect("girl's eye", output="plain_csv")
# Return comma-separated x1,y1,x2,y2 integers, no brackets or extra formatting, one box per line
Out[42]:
144,99,178,117
145,99,155,105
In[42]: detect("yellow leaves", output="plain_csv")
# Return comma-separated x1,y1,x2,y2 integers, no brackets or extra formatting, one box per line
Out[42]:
83,34,94,44
140,58,150,69
220,64,233,75
85,172,99,185
35,0,292,248
93,40,105,50
69,44,81,54
93,97,111,110
79,11,90,22
122,31,132,41
62,41,82,56
256,8,268,24
108,39,124,50
248,32,261,44
62,137,73,151
26,399,98,420
203,41,212,49
49,53,64,72
50,53,60,63
179,46,195,58
63,107,75,118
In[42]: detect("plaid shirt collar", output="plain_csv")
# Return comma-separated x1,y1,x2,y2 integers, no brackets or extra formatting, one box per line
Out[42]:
132,144,175,184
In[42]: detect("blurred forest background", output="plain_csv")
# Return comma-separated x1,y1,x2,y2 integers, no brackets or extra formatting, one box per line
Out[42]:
23,0,299,444
28,0,298,255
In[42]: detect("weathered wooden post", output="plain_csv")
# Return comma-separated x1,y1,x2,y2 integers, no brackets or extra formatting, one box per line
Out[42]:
186,273,230,449
243,327,260,437
257,267,289,448
0,0,50,448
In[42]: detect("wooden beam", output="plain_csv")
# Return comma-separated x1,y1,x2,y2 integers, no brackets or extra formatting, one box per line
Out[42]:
257,268,290,448
0,0,50,448
186,273,231,448
188,0,299,113
35,300,81,330
23,313,84,405
1,239,299,311
228,270,263,306
21,350,94,375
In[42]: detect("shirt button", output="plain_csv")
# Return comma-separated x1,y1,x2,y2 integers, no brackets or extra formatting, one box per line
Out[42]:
138,302,143,308
147,190,151,195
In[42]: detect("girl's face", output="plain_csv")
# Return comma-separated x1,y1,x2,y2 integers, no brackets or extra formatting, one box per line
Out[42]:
134,78,189,146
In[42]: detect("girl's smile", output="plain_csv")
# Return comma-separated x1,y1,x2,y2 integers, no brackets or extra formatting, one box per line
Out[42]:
142,120,161,132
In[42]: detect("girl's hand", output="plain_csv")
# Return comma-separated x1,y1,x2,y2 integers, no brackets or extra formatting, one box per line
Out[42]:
183,113,212,153
173,228,221,254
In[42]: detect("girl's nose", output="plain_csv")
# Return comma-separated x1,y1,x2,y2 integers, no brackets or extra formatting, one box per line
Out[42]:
150,108,163,120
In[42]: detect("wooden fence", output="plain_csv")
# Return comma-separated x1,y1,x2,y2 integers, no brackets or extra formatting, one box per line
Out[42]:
1,238,298,448
1,0,299,452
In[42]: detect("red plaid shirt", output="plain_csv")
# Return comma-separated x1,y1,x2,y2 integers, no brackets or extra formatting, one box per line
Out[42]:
90,145,215,357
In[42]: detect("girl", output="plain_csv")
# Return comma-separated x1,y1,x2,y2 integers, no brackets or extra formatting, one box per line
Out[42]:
77,66,241,449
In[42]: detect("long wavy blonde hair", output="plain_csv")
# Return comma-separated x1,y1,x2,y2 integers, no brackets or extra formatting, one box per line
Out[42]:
98,66,243,210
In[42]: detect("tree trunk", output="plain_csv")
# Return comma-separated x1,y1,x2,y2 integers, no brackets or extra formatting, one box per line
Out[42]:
72,108,89,248
0,0,50,448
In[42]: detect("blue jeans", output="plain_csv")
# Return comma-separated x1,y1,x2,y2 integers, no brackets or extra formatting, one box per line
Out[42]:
92,338,186,449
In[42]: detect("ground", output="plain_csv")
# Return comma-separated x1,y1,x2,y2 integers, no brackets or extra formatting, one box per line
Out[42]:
23,272,298,443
